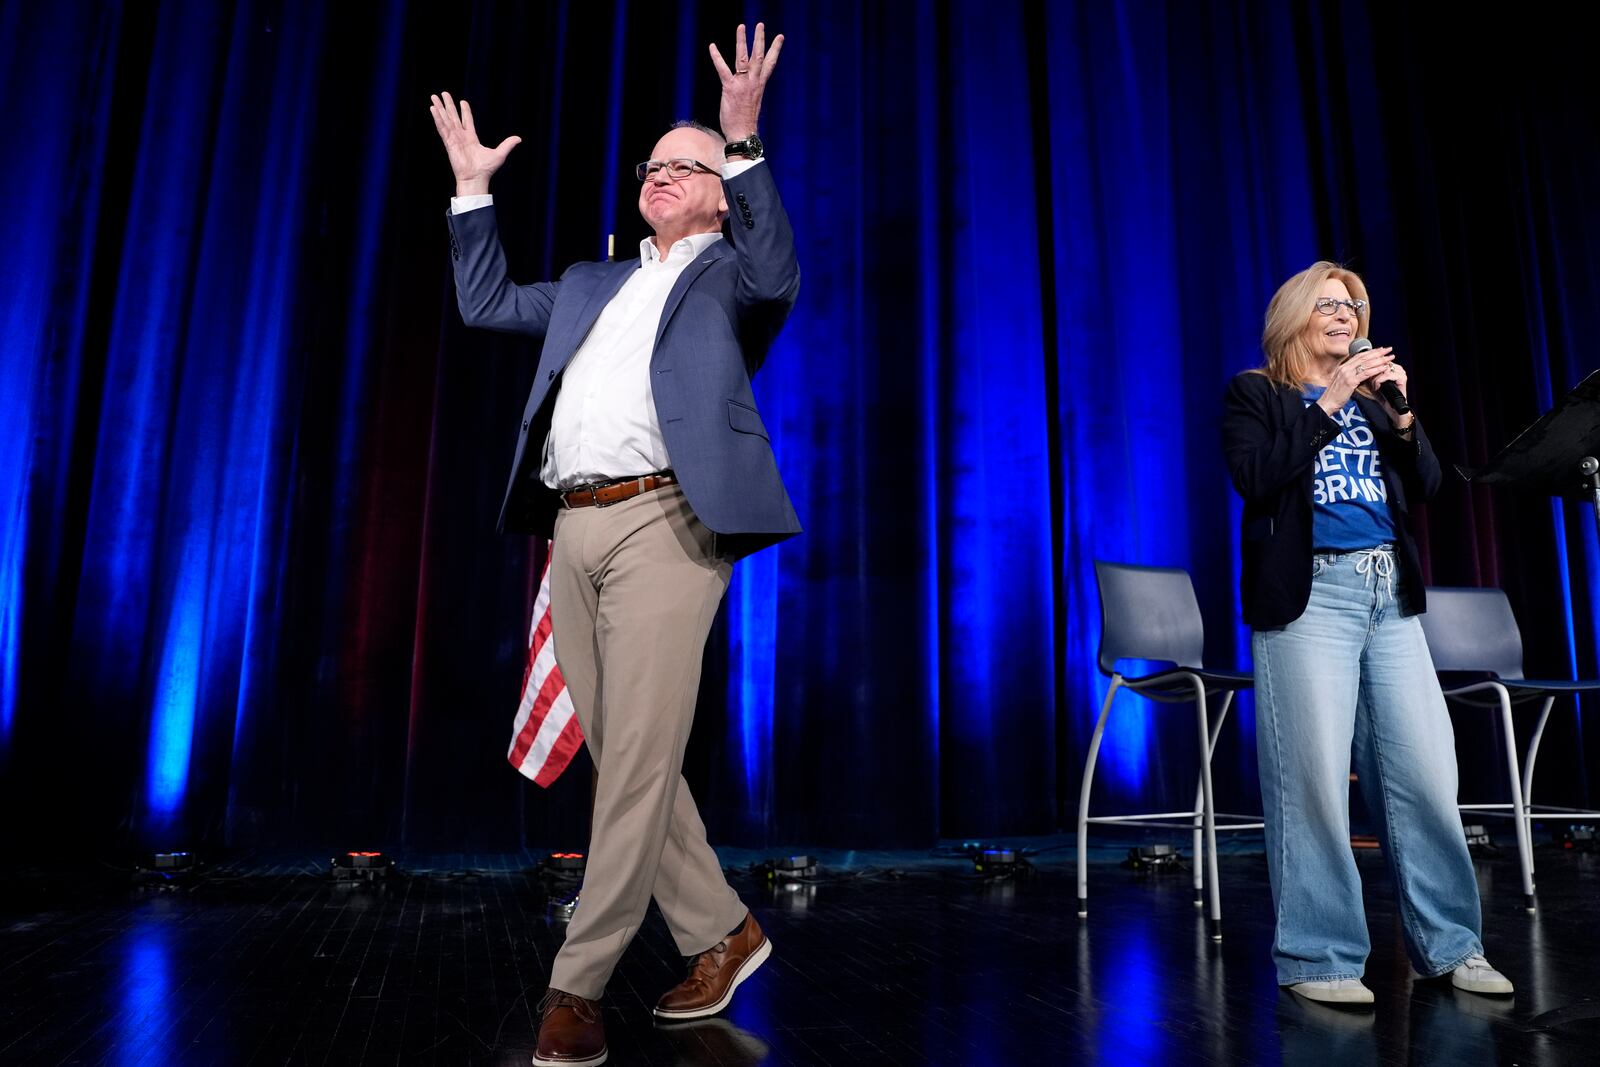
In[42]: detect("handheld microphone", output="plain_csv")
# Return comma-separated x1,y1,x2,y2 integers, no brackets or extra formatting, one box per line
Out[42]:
1348,337,1411,416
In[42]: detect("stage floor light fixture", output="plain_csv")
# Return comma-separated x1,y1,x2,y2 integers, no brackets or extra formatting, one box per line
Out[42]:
760,855,816,883
1120,843,1185,874
331,851,395,883
538,853,586,923
544,852,587,876
974,848,1039,882
136,851,199,887
974,848,1018,875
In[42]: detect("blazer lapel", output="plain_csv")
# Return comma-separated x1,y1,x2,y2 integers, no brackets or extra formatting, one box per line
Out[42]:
1282,383,1306,423
653,241,732,350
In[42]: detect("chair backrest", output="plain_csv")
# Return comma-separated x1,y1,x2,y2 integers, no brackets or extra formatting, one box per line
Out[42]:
1418,586,1525,679
1094,560,1205,676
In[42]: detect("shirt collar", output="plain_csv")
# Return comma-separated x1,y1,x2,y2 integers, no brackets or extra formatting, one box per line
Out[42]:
639,230,724,267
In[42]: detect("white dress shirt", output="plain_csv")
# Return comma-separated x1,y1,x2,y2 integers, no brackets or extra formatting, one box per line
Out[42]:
450,159,761,489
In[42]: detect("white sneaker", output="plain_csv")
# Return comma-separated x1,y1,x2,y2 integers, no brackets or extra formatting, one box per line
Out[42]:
1288,978,1375,1004
1451,955,1514,995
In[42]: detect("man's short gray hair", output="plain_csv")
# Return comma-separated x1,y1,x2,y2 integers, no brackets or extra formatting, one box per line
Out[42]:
670,119,725,166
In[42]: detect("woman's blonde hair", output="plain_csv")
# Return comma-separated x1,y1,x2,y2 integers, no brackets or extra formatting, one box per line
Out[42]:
1257,261,1371,389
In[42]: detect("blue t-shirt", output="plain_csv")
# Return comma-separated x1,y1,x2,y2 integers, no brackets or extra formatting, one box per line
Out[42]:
1302,386,1396,551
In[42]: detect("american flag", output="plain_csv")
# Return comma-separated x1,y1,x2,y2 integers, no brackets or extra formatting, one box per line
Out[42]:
507,552,584,786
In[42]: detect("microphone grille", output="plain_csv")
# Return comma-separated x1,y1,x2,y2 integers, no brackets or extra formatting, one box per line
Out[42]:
1348,337,1373,357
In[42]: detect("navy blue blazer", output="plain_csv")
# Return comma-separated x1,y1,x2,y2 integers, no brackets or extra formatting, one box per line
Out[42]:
1222,371,1443,629
446,163,802,554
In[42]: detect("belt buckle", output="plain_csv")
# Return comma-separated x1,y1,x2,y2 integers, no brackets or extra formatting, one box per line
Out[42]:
592,478,623,508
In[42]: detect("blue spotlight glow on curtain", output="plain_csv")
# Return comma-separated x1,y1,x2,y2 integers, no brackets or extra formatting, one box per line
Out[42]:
0,1,124,755
3,0,1597,850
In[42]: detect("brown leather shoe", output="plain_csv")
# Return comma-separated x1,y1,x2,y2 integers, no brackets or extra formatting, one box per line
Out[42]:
653,912,772,1020
532,988,607,1066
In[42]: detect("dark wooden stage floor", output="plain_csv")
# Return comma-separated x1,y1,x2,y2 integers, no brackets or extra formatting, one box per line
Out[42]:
1,834,1597,1065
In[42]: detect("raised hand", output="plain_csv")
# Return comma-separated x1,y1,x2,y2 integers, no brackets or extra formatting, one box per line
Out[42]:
1369,358,1414,424
428,92,522,196
708,22,784,142
1317,346,1395,416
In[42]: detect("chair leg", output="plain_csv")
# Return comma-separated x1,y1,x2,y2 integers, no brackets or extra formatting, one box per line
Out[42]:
1078,678,1121,919
1190,677,1222,941
1494,686,1536,912
1521,695,1556,890
1191,692,1233,910
1191,775,1205,909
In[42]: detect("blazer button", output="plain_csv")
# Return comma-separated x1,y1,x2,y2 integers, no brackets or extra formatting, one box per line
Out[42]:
548,369,556,381
521,420,529,430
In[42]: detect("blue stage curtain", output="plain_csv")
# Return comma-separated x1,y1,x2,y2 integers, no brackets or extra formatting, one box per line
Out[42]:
2,0,1597,851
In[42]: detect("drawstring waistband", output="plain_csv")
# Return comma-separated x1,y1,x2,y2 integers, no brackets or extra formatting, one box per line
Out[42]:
1352,546,1396,606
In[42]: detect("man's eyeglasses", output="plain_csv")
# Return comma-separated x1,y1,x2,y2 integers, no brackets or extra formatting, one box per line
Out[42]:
1313,298,1367,316
636,158,721,182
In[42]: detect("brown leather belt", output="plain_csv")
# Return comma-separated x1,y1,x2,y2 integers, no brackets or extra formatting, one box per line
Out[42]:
559,471,678,509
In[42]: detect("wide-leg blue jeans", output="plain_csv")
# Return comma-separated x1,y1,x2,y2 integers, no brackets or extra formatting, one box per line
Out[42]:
1252,546,1483,984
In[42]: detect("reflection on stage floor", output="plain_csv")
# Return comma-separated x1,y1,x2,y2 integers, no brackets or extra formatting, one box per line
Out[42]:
1,835,1596,1065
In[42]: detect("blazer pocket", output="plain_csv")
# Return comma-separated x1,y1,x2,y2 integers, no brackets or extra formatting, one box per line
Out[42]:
1244,516,1275,542
726,399,769,440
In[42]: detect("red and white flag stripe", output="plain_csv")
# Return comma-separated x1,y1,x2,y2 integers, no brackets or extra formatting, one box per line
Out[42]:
507,553,583,786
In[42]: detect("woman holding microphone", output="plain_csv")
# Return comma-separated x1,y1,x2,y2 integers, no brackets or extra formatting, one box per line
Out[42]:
1223,261,1513,1005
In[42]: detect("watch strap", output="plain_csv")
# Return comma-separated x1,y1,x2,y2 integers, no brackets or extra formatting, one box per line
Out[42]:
724,135,764,160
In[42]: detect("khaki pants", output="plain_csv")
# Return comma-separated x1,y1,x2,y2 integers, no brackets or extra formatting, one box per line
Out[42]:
547,484,748,999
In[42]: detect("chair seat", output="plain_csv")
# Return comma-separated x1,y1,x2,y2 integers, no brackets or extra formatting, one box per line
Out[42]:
1503,677,1600,693
1120,666,1254,698
1440,675,1600,705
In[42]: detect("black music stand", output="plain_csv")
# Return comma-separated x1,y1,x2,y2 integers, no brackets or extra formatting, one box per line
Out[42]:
1459,369,1600,536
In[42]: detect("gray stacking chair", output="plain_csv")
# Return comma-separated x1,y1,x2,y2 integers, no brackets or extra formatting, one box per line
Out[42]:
1078,561,1262,941
1420,586,1600,912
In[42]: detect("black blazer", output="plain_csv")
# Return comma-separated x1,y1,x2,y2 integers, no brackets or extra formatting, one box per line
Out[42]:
1222,371,1443,629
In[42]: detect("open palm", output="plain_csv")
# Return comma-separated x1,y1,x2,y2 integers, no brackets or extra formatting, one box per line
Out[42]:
708,22,784,141
429,92,522,194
